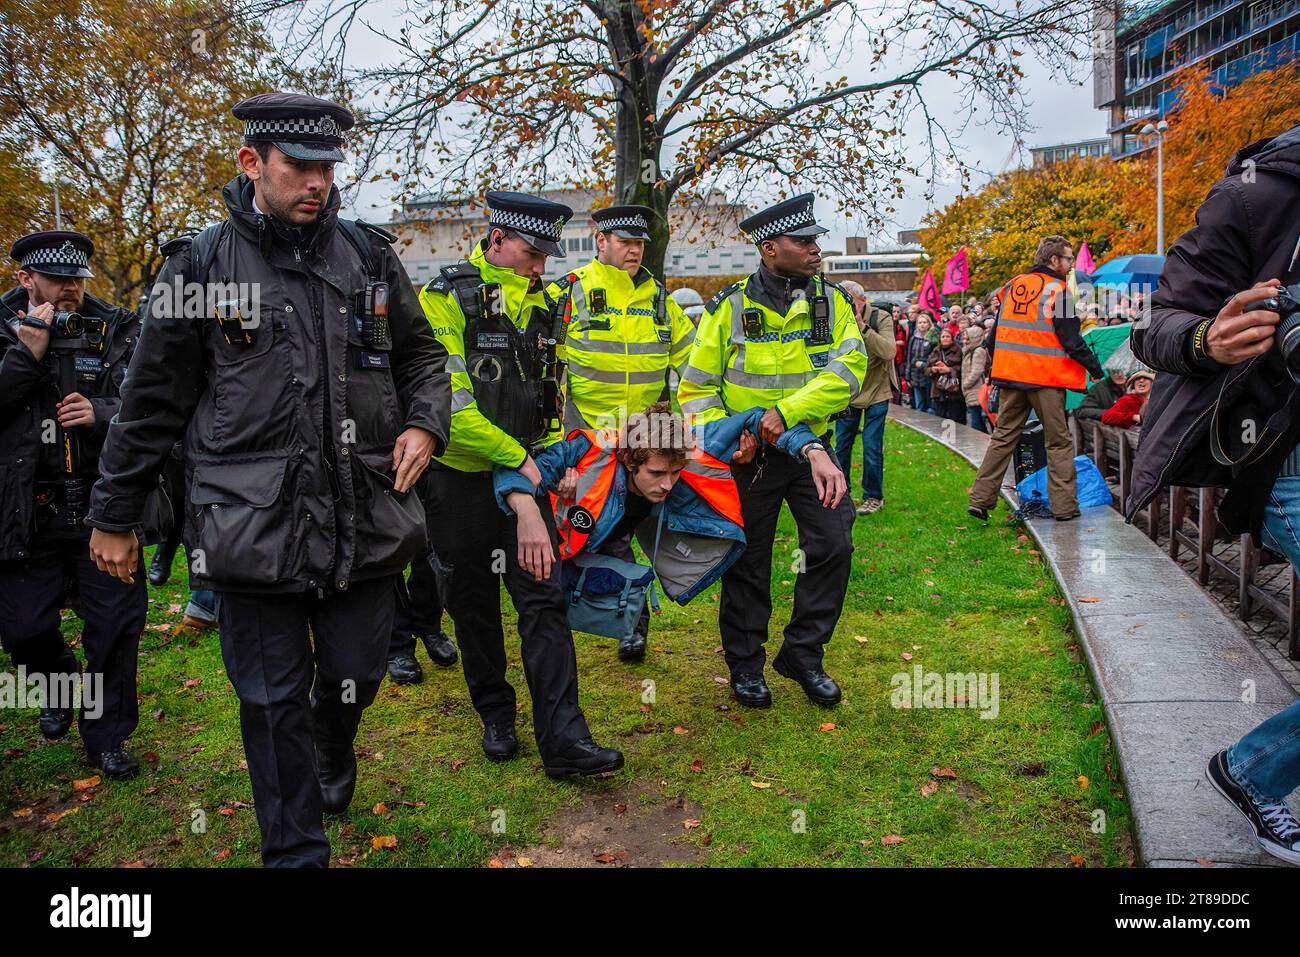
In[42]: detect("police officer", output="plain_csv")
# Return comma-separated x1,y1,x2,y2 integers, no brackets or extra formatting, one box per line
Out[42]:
545,204,696,662
0,230,162,778
419,190,623,778
86,93,451,867
678,193,863,709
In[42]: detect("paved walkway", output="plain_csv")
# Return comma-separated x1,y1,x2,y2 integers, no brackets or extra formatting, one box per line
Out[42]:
889,405,1298,867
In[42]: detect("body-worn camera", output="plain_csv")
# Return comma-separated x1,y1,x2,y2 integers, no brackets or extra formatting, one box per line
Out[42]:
1266,283,1300,378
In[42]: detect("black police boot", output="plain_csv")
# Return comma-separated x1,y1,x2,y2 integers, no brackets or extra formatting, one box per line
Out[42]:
39,707,73,740
147,543,178,586
482,722,518,762
967,505,990,523
419,630,458,668
771,652,842,707
543,738,624,780
317,744,357,815
387,653,424,685
730,672,772,709
618,633,647,663
85,746,140,781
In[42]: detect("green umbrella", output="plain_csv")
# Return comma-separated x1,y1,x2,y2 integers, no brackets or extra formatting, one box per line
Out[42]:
1066,324,1132,410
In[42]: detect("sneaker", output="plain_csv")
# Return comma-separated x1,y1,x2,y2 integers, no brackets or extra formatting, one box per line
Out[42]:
1206,748,1300,865
967,505,989,523
856,498,883,515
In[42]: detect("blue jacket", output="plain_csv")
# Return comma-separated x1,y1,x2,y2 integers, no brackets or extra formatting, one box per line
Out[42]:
493,408,817,604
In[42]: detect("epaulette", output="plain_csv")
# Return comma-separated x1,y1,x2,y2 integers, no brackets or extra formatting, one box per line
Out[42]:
424,276,452,295
355,221,398,244
706,280,742,314
159,231,199,258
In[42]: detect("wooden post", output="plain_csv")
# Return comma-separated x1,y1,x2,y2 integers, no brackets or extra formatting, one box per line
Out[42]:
1196,487,1215,586
1169,486,1186,562
1239,534,1257,620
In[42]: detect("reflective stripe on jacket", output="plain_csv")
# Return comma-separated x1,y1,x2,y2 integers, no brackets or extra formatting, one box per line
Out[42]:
990,272,1087,391
677,274,866,436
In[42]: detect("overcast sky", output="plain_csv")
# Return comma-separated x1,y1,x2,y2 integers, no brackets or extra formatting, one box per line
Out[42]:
331,4,1104,251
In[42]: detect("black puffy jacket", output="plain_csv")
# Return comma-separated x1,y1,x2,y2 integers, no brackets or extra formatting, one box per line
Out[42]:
0,287,167,559
87,175,451,593
1128,124,1300,543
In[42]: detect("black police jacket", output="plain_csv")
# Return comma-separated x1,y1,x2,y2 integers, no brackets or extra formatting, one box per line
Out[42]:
87,174,451,593
0,286,167,559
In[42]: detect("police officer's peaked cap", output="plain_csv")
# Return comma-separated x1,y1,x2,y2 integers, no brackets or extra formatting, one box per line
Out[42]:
485,191,573,259
10,230,94,279
591,204,654,241
233,92,355,163
739,192,828,243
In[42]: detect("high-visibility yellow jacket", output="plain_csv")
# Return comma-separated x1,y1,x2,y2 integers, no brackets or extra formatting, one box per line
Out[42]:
546,258,696,429
420,239,561,473
678,273,866,436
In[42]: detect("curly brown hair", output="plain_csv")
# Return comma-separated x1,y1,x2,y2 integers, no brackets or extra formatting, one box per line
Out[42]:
617,400,693,470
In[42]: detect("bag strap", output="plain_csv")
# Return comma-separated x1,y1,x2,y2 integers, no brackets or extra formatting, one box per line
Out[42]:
1209,374,1299,469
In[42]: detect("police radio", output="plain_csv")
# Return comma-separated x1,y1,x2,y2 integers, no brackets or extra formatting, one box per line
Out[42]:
352,281,391,349
743,308,764,339
810,294,832,345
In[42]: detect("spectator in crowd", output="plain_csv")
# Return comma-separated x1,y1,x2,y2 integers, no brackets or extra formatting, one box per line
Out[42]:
1074,368,1127,423
961,324,989,433
1100,370,1153,429
946,304,963,333
832,288,897,516
905,312,934,413
926,327,966,423
893,307,908,404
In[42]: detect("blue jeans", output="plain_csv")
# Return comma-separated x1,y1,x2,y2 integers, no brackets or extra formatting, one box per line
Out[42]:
834,401,888,500
186,589,220,624
909,382,931,415
967,404,988,433
1228,474,1300,802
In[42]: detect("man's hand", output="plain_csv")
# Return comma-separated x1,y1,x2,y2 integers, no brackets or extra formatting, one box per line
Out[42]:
1206,281,1282,365
391,427,435,493
513,495,554,582
14,302,52,361
89,528,139,584
56,392,95,429
555,467,579,502
808,448,846,509
731,429,757,464
518,454,543,490
758,407,786,444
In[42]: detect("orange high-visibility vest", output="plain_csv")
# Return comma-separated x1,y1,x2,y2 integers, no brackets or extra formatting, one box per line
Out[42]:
552,429,745,560
990,272,1086,391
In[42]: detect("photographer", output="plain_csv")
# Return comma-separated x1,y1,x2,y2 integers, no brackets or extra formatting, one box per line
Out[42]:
0,230,162,779
1127,121,1300,864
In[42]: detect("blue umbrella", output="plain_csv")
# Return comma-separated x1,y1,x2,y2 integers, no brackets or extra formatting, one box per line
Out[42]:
1089,254,1166,292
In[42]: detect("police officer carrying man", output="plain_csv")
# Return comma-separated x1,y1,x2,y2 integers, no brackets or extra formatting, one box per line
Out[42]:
545,204,697,662
678,193,863,709
0,230,162,778
419,190,623,778
86,93,451,867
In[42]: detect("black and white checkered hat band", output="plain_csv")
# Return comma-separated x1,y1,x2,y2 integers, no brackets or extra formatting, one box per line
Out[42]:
22,243,89,270
748,206,816,242
596,214,648,231
245,116,344,142
490,208,567,240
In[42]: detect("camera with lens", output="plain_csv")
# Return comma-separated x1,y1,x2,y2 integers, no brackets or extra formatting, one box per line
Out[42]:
47,311,104,348
1267,283,1300,378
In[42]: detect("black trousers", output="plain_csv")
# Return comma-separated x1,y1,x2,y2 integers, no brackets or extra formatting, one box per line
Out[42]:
0,538,146,753
216,575,397,868
425,464,591,758
720,447,855,675
389,474,447,658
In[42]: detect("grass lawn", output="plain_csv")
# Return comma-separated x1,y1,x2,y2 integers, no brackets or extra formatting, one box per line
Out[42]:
0,417,1133,867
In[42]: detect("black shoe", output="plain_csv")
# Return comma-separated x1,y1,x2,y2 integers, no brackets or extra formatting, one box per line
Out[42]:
967,505,989,522
39,707,73,740
543,738,624,779
482,722,518,762
771,653,842,706
1054,511,1080,522
730,672,772,709
147,544,178,586
317,745,357,815
1206,748,1300,865
386,653,424,685
86,746,140,781
618,633,647,663
419,630,458,668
